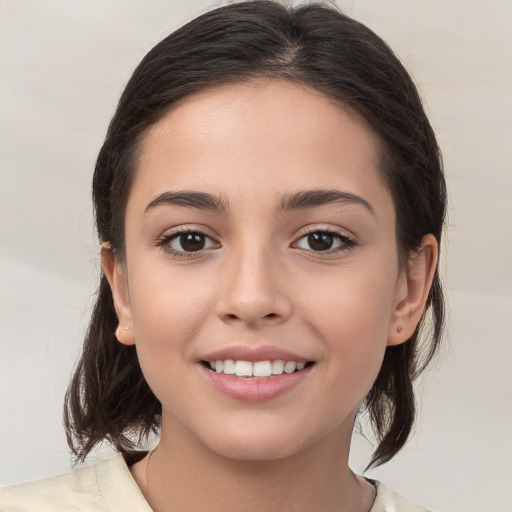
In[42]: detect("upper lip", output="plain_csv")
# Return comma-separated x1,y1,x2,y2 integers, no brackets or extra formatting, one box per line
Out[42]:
200,345,311,363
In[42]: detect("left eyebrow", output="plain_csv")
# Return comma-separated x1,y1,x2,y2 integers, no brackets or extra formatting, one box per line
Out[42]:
278,189,375,215
145,191,229,214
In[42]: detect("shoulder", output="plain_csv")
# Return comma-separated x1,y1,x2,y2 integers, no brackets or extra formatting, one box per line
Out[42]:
0,453,151,512
0,462,104,512
370,480,432,512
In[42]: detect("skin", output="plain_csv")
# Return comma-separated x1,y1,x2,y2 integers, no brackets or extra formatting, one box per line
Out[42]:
103,79,437,512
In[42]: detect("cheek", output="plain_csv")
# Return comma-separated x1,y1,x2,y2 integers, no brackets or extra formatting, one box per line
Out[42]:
306,263,396,337
302,264,397,395
125,258,216,380
125,271,211,413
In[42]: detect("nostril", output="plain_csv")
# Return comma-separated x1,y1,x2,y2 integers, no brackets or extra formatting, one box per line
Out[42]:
264,313,278,319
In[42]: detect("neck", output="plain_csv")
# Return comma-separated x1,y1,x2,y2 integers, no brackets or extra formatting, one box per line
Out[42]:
134,413,371,512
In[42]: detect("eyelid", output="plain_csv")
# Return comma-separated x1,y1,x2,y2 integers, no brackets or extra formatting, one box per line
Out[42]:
155,225,221,257
292,225,358,253
154,224,357,258
157,224,219,239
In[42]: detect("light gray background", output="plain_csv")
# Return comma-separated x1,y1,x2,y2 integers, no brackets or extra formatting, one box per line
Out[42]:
1,1,511,510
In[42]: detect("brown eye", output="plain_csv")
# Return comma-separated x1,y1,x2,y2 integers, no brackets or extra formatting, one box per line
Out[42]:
165,231,218,253
295,231,355,253
178,233,206,252
306,233,335,251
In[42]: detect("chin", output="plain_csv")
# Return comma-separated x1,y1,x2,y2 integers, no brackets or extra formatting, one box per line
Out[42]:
195,414,328,463
208,435,306,462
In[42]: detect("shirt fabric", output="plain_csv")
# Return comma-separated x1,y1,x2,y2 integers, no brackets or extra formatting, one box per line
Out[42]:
0,453,430,511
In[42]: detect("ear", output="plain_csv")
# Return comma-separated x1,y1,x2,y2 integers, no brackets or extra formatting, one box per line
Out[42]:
387,234,438,346
101,243,135,346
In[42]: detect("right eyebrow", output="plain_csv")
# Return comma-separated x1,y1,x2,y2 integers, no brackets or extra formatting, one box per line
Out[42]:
278,189,375,215
145,191,229,214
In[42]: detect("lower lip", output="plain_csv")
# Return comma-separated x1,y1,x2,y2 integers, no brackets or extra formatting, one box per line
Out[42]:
198,364,313,402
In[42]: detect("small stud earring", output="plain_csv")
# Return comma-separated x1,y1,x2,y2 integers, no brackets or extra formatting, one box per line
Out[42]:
397,326,403,333
124,326,131,330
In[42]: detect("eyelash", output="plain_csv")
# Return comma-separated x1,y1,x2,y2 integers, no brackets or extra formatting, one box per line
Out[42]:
155,227,357,259
155,228,220,259
293,227,358,255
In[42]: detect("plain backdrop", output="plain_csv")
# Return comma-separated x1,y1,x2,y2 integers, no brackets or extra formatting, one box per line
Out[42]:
1,1,511,511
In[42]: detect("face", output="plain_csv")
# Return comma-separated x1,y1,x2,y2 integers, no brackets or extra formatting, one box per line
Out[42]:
106,79,424,462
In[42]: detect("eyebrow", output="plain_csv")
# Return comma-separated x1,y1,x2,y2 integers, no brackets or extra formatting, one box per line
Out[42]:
278,189,374,215
144,188,374,215
145,191,229,214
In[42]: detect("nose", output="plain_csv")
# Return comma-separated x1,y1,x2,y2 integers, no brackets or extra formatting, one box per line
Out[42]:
215,243,292,327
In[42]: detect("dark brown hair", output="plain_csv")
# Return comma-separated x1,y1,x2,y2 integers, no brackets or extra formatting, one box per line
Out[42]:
64,0,446,469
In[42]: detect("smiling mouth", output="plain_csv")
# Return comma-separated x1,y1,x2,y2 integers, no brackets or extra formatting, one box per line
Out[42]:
201,359,315,378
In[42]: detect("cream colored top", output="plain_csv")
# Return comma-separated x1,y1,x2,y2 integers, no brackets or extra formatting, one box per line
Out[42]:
0,453,430,512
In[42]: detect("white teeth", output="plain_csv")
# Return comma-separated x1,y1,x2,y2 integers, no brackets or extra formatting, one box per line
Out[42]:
284,361,297,374
206,359,308,377
223,359,236,375
253,361,272,377
235,360,253,377
271,360,284,375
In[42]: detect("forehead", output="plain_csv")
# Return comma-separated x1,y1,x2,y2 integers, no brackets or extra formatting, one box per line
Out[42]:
130,79,392,217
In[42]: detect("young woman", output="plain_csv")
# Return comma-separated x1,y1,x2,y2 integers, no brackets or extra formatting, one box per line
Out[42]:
0,1,446,510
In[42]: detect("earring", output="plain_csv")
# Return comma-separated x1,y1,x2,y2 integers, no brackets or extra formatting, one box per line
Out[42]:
396,326,403,333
